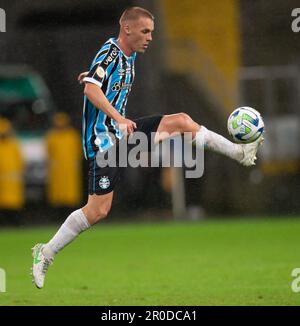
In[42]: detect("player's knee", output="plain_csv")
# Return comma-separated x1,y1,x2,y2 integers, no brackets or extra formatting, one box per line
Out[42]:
87,205,111,224
101,205,111,219
96,206,111,222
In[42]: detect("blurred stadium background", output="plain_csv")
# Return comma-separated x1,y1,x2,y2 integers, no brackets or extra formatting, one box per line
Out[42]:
1,0,300,305
1,0,300,223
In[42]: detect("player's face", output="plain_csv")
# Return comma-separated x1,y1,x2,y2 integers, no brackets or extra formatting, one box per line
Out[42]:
128,17,154,53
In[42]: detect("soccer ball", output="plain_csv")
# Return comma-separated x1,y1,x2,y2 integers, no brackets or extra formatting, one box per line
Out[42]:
227,107,264,143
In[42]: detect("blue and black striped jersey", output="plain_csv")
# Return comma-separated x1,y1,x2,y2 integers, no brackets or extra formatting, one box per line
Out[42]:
82,38,136,159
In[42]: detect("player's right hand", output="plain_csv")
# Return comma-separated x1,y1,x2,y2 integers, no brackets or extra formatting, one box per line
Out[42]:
116,117,137,136
78,71,88,84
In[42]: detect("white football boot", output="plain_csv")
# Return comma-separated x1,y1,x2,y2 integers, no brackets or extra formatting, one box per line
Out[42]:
239,136,264,167
31,243,53,289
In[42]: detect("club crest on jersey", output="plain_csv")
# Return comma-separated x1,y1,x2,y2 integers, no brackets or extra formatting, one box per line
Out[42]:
99,176,110,190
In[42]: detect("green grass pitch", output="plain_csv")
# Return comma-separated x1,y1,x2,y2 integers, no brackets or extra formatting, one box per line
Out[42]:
0,217,300,306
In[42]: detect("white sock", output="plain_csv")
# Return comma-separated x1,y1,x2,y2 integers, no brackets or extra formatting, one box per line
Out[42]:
194,126,243,162
42,209,90,259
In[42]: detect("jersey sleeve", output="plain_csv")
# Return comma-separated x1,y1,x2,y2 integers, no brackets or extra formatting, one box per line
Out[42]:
83,44,119,89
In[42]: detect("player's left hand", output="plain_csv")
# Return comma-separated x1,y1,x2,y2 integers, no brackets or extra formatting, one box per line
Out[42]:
78,71,88,84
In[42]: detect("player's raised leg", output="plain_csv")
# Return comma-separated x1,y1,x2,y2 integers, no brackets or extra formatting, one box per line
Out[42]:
154,113,263,166
31,192,113,289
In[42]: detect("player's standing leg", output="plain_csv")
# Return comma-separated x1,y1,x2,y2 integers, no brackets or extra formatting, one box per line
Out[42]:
31,192,113,289
154,113,263,166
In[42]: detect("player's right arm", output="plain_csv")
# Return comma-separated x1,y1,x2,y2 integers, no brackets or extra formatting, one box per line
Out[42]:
83,83,136,135
78,71,88,84
81,45,136,135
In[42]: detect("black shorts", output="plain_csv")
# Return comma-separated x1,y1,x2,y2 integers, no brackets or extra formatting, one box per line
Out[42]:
88,115,163,195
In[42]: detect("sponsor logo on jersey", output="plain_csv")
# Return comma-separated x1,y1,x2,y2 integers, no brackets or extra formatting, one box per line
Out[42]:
112,82,132,92
112,82,121,92
122,83,132,91
103,46,119,67
118,68,126,76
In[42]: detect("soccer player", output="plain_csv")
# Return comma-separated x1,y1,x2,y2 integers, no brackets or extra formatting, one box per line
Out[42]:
31,6,263,288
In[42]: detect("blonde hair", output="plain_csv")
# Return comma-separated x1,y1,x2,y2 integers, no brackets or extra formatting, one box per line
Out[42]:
119,6,154,25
